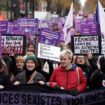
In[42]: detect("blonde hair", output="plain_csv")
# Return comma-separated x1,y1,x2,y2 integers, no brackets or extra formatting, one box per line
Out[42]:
60,49,73,60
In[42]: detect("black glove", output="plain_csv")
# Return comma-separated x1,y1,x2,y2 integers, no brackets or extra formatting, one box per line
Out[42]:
54,85,61,90
69,88,80,96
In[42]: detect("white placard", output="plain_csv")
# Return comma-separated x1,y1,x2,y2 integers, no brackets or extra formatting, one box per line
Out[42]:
72,35,101,54
37,43,60,62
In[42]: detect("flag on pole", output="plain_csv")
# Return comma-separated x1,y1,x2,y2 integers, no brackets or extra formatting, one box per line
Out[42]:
63,2,73,44
95,0,105,54
96,0,105,35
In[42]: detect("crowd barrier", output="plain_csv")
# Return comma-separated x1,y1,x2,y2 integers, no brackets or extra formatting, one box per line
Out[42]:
0,84,105,105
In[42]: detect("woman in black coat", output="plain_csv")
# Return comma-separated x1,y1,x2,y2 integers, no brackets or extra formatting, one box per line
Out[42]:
14,55,46,85
90,56,105,89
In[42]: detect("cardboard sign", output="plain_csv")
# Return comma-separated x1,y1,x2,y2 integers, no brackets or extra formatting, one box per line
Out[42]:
101,34,105,54
71,35,101,54
37,43,60,62
2,34,26,55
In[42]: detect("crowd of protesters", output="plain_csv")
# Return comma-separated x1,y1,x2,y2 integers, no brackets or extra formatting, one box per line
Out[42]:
0,43,104,95
0,33,105,96
0,12,105,96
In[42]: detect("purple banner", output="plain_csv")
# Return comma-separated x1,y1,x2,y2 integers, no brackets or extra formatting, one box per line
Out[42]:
75,17,82,33
0,20,8,34
18,18,38,34
75,18,101,35
0,84,105,105
59,32,65,43
11,21,21,34
7,22,12,34
81,22,91,35
7,21,22,35
40,30,61,45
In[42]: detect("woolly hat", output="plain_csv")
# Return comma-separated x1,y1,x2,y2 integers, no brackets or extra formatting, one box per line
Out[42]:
26,55,37,62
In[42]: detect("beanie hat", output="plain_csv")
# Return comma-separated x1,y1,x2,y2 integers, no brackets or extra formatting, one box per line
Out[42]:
26,55,37,62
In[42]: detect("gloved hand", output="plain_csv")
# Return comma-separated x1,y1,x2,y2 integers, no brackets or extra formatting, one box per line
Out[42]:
48,82,64,90
69,88,80,96
54,85,62,90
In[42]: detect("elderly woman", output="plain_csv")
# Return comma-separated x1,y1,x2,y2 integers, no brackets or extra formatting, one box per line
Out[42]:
14,56,46,85
48,49,87,96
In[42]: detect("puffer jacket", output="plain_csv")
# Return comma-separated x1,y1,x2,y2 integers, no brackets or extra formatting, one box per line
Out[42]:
49,64,87,93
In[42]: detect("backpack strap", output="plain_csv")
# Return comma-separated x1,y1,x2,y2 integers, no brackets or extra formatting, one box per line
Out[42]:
27,71,36,84
76,67,80,85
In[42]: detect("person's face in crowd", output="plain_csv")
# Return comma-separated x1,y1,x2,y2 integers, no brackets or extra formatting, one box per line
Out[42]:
26,60,36,71
100,57,105,73
53,25,57,29
60,55,71,69
16,61,24,69
28,45,35,52
52,23,59,31
76,55,85,65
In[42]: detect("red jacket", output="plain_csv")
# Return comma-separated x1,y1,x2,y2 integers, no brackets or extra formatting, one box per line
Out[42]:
49,64,87,92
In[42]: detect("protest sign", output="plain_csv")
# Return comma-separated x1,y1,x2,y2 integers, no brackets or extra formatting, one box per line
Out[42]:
40,30,60,46
71,35,101,54
18,18,38,34
101,34,105,54
2,34,26,55
75,18,100,35
0,20,8,34
37,43,60,62
0,84,105,105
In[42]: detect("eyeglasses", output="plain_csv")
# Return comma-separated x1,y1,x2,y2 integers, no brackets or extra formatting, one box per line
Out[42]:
77,57,85,59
